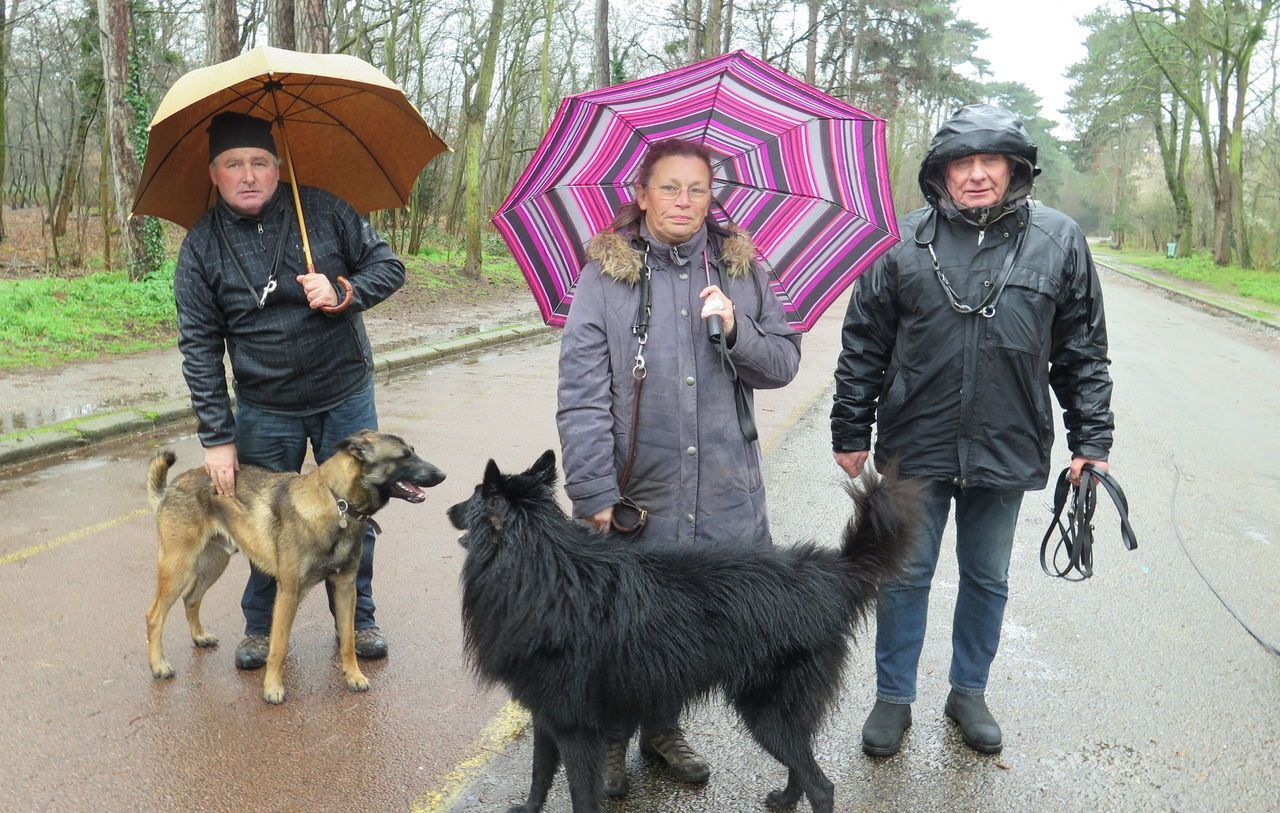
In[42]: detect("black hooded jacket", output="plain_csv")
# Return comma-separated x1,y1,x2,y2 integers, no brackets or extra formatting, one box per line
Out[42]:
831,104,1113,490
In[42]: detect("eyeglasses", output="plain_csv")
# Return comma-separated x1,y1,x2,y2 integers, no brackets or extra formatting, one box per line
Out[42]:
648,183,712,202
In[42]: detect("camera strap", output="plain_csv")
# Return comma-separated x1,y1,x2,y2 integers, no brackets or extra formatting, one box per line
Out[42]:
706,249,758,443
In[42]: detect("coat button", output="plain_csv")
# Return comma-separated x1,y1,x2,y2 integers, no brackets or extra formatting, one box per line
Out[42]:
681,308,689,317
685,376,695,386
678,272,688,280
983,280,993,288
686,514,695,523
686,446,697,455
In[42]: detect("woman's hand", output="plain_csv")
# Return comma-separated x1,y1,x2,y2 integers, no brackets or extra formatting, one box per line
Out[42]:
586,505,614,532
699,285,735,337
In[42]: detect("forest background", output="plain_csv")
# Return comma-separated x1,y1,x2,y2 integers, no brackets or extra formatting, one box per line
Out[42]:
0,0,1277,366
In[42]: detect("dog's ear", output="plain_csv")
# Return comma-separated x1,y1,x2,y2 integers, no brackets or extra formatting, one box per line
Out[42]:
482,459,503,495
530,449,558,485
338,431,376,463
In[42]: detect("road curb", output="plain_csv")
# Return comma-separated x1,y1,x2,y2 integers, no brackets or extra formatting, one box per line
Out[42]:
0,319,554,472
1095,258,1280,336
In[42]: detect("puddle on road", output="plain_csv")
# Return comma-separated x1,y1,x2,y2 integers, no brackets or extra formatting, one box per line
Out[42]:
3,391,166,434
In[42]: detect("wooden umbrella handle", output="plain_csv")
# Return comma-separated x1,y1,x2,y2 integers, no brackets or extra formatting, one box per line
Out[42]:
321,276,354,313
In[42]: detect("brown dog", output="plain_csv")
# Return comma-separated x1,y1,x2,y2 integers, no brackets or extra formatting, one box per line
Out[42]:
145,430,445,704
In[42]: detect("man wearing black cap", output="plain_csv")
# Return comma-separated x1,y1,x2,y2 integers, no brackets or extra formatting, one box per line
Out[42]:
830,104,1115,757
174,111,406,669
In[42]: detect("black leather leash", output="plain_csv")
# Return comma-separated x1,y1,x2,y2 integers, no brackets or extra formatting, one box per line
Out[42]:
1040,464,1138,580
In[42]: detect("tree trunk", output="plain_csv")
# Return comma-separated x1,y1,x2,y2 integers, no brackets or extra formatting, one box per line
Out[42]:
101,117,111,271
99,0,159,281
297,0,330,53
804,0,819,84
52,88,101,239
593,0,609,88
539,0,554,130
0,0,15,242
722,0,732,52
270,0,296,49
206,0,238,62
461,0,506,279
705,0,722,58
687,0,703,62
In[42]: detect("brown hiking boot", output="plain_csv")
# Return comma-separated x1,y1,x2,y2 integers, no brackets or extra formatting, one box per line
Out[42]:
353,627,388,659
601,738,629,798
639,727,710,784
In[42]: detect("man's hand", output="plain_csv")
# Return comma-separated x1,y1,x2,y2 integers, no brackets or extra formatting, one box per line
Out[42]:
834,450,869,478
586,505,614,532
1070,457,1109,485
296,272,338,309
204,443,240,497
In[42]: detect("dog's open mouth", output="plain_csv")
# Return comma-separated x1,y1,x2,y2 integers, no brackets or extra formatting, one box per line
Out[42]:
391,480,428,503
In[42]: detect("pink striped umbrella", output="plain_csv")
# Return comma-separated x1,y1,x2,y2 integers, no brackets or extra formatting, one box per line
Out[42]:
492,50,900,331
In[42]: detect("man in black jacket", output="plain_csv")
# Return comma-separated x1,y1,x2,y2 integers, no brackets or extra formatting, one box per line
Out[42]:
174,112,406,669
831,104,1114,757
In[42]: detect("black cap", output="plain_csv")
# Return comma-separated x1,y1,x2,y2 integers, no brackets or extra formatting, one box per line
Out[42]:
207,112,277,162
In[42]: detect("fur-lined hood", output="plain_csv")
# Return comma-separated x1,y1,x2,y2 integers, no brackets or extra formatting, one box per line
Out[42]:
586,226,758,285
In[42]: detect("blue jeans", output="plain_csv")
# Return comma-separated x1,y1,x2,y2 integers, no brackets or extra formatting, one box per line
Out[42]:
875,479,1023,704
234,383,379,636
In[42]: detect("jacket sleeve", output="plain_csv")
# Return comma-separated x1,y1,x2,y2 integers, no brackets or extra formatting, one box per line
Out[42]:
830,249,900,452
1048,225,1114,460
174,236,235,447
557,265,620,519
726,265,802,390
334,196,405,313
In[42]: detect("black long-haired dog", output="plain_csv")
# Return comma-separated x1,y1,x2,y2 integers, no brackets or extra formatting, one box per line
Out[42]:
447,450,920,813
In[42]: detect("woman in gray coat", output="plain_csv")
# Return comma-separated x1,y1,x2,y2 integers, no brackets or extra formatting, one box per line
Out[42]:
556,138,801,796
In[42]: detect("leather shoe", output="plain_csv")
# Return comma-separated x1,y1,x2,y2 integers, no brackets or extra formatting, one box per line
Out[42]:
861,700,911,757
639,727,710,783
234,634,269,670
601,738,629,798
944,690,1003,754
354,627,388,659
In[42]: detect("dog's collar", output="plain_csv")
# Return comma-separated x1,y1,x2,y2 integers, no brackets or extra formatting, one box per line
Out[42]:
332,492,381,535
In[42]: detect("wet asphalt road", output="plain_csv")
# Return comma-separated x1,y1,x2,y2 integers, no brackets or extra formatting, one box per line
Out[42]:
1,269,1277,812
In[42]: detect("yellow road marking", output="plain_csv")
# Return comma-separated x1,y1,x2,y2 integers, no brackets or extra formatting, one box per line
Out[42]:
0,507,149,566
409,700,531,813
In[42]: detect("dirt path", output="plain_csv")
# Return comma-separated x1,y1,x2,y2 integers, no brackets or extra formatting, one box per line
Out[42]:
1,285,541,435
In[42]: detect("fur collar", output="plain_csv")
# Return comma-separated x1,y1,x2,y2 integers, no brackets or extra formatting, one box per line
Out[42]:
586,228,758,285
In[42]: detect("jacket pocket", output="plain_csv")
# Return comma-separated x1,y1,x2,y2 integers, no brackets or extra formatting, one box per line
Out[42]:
876,370,907,429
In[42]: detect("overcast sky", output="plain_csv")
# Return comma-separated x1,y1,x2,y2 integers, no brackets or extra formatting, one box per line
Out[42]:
954,0,1114,138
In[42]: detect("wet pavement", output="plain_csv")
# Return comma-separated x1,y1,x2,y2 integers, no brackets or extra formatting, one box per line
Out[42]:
1,269,1277,812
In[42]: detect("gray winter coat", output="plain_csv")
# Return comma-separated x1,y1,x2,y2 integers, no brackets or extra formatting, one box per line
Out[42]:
831,104,1114,490
557,223,801,546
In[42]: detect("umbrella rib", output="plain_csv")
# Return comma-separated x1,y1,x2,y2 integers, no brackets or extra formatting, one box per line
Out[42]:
266,79,406,200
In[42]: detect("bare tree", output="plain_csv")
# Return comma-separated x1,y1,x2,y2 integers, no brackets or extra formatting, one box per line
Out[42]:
206,0,237,61
296,0,329,52
461,0,506,278
98,0,162,279
270,0,296,48
593,0,608,87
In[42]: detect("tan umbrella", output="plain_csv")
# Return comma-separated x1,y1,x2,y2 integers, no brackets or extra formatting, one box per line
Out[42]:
133,46,448,310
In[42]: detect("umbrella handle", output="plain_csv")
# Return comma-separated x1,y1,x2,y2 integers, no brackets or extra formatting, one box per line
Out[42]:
320,275,354,313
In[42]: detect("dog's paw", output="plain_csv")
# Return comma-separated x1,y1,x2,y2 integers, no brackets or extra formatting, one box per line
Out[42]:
192,633,219,648
262,684,286,704
151,661,175,680
764,789,800,811
345,672,370,693
506,805,539,813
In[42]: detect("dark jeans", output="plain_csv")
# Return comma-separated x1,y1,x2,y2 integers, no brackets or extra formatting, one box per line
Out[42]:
234,383,379,636
875,479,1024,704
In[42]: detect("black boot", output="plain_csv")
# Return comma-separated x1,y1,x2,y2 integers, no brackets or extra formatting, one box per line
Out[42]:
944,690,1003,754
861,700,911,757
601,738,629,798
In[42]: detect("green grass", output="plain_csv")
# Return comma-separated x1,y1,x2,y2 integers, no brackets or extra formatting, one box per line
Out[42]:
0,234,527,369
0,263,179,368
1094,246,1280,308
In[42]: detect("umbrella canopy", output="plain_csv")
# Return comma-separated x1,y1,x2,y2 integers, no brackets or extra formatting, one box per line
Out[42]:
492,50,899,331
134,45,448,229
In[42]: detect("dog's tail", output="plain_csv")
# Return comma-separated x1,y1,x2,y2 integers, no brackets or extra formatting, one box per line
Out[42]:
841,463,922,592
147,450,177,512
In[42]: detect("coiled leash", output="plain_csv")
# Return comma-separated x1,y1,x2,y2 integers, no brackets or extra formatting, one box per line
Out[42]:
1039,464,1138,580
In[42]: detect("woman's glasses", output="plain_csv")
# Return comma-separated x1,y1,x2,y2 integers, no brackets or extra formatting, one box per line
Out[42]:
649,183,712,202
